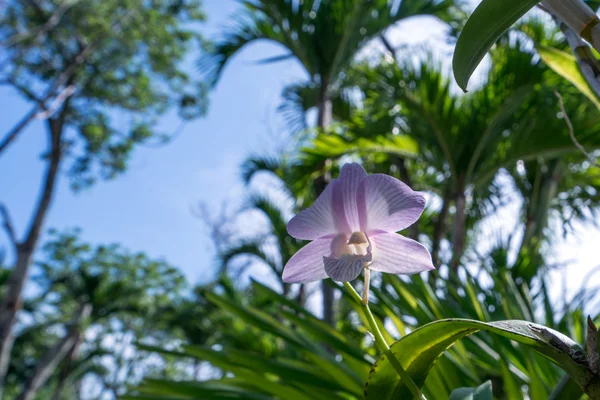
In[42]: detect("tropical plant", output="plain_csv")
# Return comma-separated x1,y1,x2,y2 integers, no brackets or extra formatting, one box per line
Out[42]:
299,30,600,273
126,15,600,400
130,257,600,399
201,0,465,325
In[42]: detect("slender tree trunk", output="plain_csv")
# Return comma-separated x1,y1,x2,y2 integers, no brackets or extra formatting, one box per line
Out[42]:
315,79,336,326
451,177,467,270
431,188,451,268
517,161,561,280
18,304,91,400
194,361,202,380
0,119,63,395
316,79,332,129
297,284,306,307
51,331,82,400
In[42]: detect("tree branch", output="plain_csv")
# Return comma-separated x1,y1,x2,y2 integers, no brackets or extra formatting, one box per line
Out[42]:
0,107,39,156
555,90,600,166
35,85,76,120
0,9,135,158
1,1,73,48
379,32,398,61
0,204,18,251
16,303,92,400
5,76,45,104
21,121,62,251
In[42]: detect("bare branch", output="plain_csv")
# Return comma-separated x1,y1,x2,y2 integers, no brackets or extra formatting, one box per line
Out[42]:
379,32,397,62
555,90,600,166
0,204,18,250
3,76,45,104
35,85,76,120
0,108,39,156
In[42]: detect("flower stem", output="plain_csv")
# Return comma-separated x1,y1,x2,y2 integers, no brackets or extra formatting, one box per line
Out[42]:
362,268,370,305
343,281,427,400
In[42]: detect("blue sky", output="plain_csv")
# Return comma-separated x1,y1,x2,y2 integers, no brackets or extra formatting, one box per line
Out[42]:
1,0,599,299
0,0,309,284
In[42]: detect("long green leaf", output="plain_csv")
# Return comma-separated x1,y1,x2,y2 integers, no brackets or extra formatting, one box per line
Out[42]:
365,319,596,399
548,374,584,400
452,0,539,91
129,378,271,399
538,45,600,109
449,380,493,400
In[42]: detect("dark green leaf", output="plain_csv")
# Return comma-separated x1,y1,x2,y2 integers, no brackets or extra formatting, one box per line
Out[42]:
453,0,539,91
449,380,493,400
365,319,595,399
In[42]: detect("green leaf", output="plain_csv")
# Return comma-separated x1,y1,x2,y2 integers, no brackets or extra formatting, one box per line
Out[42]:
548,374,584,400
453,0,539,91
537,45,600,109
364,319,597,399
303,133,419,159
449,380,493,400
127,378,272,399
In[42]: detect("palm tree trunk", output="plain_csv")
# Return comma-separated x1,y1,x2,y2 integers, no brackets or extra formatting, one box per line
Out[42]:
297,284,306,307
0,120,63,395
517,161,561,280
431,187,451,268
17,304,91,400
316,79,336,327
317,79,332,128
451,177,467,270
51,331,82,400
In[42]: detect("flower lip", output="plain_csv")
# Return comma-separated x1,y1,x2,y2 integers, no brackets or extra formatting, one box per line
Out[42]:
323,250,372,282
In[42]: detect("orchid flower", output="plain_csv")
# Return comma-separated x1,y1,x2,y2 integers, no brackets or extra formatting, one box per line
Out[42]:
282,163,434,284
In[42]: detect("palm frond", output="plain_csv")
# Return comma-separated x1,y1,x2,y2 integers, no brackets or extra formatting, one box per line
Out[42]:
220,239,279,278
200,0,464,86
240,154,283,185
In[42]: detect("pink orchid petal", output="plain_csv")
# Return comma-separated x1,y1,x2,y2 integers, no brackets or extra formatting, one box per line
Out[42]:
282,238,330,283
287,179,346,240
334,163,367,232
357,174,425,234
369,232,434,274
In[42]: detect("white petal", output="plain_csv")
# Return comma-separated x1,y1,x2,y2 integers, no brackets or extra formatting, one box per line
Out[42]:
357,174,425,234
335,163,367,232
370,233,434,274
282,239,330,283
287,179,347,240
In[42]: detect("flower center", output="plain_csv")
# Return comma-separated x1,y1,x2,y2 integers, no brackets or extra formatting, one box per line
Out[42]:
331,232,370,257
